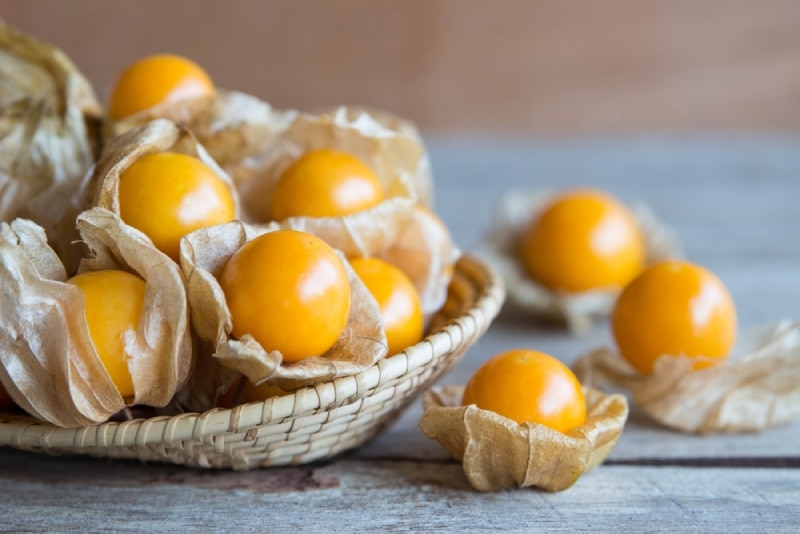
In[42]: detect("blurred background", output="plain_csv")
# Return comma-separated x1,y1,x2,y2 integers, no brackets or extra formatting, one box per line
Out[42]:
2,2,799,329
5,0,800,135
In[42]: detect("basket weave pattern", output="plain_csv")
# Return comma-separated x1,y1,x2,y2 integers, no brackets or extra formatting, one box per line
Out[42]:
0,255,504,469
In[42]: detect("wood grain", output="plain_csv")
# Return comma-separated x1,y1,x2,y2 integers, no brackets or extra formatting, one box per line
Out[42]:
1,452,798,532
4,0,800,133
1,137,798,529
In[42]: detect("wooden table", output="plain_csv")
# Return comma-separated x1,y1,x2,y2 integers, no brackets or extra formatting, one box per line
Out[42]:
2,137,799,532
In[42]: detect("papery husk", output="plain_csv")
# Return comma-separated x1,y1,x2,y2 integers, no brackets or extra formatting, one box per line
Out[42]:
315,106,434,207
378,206,461,317
572,321,800,434
237,109,421,258
104,89,295,186
176,220,388,412
0,23,101,270
0,208,192,427
478,190,682,334
84,118,239,221
419,386,628,492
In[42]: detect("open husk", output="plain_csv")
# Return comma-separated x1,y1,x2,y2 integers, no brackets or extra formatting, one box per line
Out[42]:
378,206,461,317
419,386,628,492
478,190,682,334
177,220,388,412
104,89,295,186
0,22,101,269
85,118,239,222
572,321,800,434
0,208,192,427
237,109,421,258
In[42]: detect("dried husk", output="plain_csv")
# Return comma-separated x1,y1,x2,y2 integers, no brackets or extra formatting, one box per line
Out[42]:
0,23,101,269
84,118,240,222
378,206,461,317
419,386,628,492
104,89,296,186
176,220,388,412
572,321,800,434
315,106,434,207
237,109,421,258
478,189,682,334
0,208,192,427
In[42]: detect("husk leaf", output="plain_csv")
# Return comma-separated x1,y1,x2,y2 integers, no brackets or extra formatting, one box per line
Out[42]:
419,386,628,492
104,89,295,185
237,109,420,258
378,206,460,316
177,220,388,412
0,22,101,269
478,189,682,334
572,321,800,434
0,208,192,427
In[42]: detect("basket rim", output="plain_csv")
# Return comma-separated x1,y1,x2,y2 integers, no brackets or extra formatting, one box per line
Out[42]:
0,253,505,452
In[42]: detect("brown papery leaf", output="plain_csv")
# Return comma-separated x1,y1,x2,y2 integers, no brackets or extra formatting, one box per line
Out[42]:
104,89,295,186
0,208,192,427
237,109,421,258
419,386,628,492
0,23,101,270
379,206,461,317
573,321,800,434
177,220,388,412
478,189,682,334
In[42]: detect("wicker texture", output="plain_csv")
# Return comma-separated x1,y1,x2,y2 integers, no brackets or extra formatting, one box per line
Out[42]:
0,255,504,469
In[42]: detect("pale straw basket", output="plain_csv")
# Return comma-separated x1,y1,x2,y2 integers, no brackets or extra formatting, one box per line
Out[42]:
0,255,504,470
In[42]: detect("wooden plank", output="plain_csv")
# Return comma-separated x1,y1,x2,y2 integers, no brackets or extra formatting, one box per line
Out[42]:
355,398,800,463
1,451,798,531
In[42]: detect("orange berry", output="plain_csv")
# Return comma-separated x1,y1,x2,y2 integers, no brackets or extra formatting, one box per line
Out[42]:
219,230,351,362
612,260,737,375
108,54,214,120
118,152,235,261
520,189,645,293
350,257,424,355
462,349,586,432
67,270,147,398
270,149,383,220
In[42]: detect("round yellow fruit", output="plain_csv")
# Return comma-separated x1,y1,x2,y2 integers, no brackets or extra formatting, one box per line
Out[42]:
219,230,351,362
520,189,645,293
67,269,147,398
462,349,586,432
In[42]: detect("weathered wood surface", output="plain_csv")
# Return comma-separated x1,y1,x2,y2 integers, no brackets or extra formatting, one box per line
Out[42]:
2,452,799,532
1,138,799,531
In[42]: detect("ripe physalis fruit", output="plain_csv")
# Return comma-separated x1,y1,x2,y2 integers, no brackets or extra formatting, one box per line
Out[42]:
269,148,384,220
612,260,737,376
66,270,147,398
520,189,645,293
219,229,351,362
350,257,424,356
108,54,214,120
462,349,586,433
118,151,235,261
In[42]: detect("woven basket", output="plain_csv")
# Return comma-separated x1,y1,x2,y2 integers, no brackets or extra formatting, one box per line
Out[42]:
0,254,504,469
